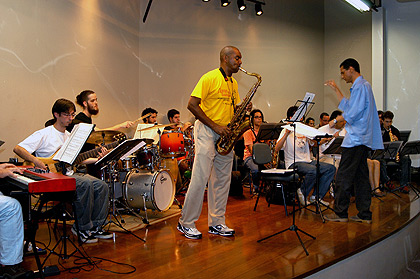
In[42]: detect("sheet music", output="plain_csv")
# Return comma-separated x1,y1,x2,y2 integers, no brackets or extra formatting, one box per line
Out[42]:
291,92,315,122
120,141,146,160
261,169,294,174
53,123,94,164
283,122,327,139
133,123,160,144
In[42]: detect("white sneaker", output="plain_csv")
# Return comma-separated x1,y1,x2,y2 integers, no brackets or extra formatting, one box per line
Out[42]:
177,222,202,239
297,188,306,205
208,224,235,236
308,196,330,206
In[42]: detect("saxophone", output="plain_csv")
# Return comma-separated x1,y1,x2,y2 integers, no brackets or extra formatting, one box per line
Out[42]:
389,129,400,162
216,67,262,155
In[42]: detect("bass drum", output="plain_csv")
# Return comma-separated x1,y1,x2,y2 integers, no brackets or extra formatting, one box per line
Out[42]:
123,169,175,212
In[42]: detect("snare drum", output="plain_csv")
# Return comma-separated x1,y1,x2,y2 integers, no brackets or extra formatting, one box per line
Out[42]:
123,169,175,211
136,145,158,169
160,130,185,158
117,155,138,171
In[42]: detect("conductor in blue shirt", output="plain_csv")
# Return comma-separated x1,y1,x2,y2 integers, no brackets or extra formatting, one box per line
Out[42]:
324,58,383,224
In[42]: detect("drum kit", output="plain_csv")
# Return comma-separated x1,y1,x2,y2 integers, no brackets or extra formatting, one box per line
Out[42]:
92,124,195,223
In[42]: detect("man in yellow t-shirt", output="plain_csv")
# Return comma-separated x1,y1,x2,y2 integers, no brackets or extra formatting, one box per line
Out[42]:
177,46,248,239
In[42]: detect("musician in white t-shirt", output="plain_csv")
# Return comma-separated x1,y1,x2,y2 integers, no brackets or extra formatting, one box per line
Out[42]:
13,99,112,244
275,106,336,206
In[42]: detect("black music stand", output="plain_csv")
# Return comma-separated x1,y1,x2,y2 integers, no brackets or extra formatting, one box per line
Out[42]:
371,141,404,198
392,140,420,199
253,123,286,209
96,139,146,242
371,141,403,161
258,97,316,256
302,134,334,222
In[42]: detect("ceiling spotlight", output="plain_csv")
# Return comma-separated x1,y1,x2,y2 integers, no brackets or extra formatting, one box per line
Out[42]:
202,0,210,2
237,0,246,11
255,3,263,16
221,0,231,7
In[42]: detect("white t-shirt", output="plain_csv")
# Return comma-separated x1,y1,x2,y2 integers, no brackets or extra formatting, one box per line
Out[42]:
277,129,311,169
318,125,346,158
18,125,70,158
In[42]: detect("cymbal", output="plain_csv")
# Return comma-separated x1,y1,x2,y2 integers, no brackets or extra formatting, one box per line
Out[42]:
87,130,125,144
136,123,179,132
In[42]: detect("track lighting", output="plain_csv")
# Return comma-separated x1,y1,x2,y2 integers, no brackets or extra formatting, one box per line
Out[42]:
221,0,230,7
237,0,246,11
255,3,263,16
343,0,380,12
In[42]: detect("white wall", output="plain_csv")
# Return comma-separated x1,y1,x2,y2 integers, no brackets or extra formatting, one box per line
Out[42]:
324,0,372,115
0,0,327,161
383,0,420,147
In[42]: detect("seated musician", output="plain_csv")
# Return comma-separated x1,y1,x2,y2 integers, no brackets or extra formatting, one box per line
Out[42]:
67,90,134,132
0,163,33,278
319,110,385,197
141,107,158,124
243,109,264,194
304,117,315,127
164,109,192,132
13,99,112,244
275,106,336,206
380,110,411,193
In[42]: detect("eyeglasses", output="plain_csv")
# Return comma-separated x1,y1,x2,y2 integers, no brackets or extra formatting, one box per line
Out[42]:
254,116,262,119
61,112,76,118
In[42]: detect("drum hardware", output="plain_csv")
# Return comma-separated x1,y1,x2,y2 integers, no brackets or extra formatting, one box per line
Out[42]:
160,130,186,158
104,162,148,239
95,139,147,242
122,168,177,224
86,130,126,145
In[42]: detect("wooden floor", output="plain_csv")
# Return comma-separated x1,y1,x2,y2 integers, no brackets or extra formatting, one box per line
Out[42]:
22,183,420,279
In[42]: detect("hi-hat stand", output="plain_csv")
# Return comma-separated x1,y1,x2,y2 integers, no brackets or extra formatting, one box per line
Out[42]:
96,139,147,242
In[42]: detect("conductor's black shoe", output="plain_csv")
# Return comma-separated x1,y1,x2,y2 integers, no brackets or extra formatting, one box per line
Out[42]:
208,224,235,236
349,215,372,224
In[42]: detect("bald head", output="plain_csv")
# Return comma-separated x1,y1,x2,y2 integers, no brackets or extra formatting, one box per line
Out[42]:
220,46,239,63
219,46,242,76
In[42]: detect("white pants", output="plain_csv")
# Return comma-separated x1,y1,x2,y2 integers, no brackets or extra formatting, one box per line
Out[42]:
179,120,234,228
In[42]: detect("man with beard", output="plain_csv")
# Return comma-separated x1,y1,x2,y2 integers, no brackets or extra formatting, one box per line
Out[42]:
68,90,133,132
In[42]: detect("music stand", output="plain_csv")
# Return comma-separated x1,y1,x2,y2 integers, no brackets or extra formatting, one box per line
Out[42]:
95,139,146,242
256,123,285,142
258,96,316,256
322,136,343,156
253,123,286,208
392,140,420,198
399,130,411,144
